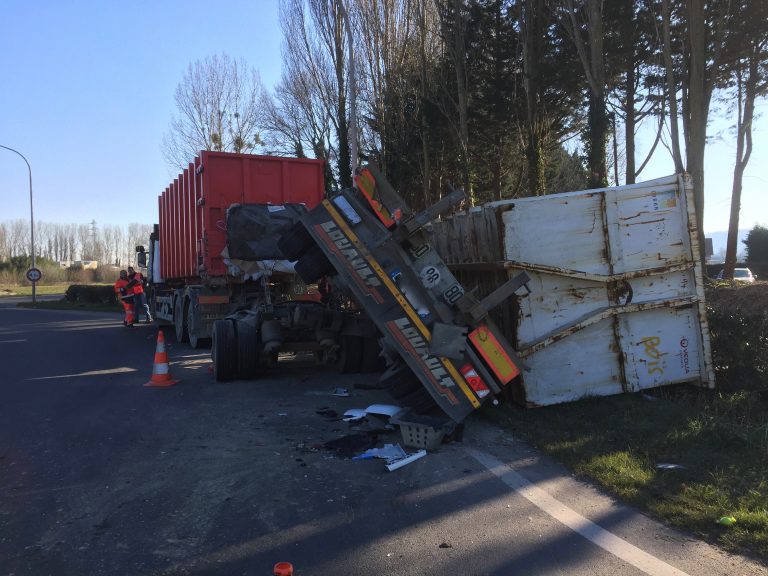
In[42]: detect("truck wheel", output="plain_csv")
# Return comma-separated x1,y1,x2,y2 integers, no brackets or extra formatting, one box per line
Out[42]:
360,337,386,373
277,221,315,261
237,320,261,379
336,335,363,373
174,296,188,343
187,298,210,349
379,363,422,398
212,319,238,381
399,387,439,415
295,245,335,284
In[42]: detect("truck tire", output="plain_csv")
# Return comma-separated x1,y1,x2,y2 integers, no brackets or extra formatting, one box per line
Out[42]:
295,245,335,284
360,337,386,373
379,363,422,398
236,319,261,379
187,298,210,349
174,296,188,343
399,387,439,415
277,221,315,261
336,335,363,373
212,319,238,381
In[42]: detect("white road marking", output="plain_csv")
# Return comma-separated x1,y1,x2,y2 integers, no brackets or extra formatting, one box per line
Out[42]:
27,367,137,380
0,339,27,343
467,448,691,576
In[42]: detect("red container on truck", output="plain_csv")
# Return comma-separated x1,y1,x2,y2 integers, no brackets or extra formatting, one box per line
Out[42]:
139,151,327,347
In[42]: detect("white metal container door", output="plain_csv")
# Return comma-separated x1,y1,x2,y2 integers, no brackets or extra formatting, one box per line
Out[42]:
501,174,713,406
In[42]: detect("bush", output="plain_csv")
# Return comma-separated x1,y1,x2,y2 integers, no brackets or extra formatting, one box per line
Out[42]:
65,284,117,305
708,305,768,393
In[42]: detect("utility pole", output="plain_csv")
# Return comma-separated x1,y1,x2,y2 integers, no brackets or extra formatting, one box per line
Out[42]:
0,144,37,305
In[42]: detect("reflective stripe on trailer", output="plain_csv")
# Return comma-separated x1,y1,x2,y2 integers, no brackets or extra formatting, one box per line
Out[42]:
469,325,521,384
323,200,481,408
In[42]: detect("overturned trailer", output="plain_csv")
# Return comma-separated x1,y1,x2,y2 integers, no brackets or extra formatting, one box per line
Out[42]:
431,173,714,406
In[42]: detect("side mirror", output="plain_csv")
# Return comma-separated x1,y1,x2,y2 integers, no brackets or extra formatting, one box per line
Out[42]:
137,252,147,268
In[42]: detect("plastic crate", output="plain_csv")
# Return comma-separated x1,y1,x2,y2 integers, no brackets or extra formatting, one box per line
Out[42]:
392,415,449,450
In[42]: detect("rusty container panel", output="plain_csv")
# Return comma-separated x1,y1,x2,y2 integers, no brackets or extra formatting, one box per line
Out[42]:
157,151,325,281
497,173,714,406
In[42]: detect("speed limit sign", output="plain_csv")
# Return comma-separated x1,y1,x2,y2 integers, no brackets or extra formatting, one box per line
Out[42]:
26,267,42,282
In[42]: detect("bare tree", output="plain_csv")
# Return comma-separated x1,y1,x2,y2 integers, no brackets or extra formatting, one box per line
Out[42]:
659,0,731,264
722,0,768,277
554,0,608,189
163,53,265,170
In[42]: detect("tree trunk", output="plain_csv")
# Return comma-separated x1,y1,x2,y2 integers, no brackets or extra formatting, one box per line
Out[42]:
724,56,757,278
587,91,608,188
523,0,546,196
661,0,684,173
623,4,636,185
334,9,351,189
453,0,470,196
418,0,431,207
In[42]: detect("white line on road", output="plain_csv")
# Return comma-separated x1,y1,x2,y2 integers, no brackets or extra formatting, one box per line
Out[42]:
27,367,138,380
0,339,27,343
467,448,691,576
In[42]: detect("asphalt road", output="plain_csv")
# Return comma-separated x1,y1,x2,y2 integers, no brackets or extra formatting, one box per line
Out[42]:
1,301,765,576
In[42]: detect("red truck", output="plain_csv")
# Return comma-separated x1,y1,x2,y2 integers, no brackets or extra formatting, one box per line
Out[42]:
140,151,527,423
137,151,381,378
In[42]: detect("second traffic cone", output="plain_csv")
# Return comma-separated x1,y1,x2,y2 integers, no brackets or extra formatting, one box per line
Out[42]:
144,329,179,387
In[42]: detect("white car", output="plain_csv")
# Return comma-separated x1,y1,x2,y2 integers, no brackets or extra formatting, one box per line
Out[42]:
717,267,756,283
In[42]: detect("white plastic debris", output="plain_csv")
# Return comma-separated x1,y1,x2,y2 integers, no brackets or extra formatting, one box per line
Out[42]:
352,443,408,462
364,404,404,418
342,409,368,422
386,450,427,472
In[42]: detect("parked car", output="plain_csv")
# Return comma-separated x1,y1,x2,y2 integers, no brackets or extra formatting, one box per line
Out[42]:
717,268,756,283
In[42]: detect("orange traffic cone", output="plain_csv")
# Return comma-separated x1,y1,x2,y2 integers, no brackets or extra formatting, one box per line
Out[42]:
144,330,179,387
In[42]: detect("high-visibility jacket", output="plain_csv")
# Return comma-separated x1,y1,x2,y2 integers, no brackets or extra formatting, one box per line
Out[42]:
128,272,145,295
114,278,133,299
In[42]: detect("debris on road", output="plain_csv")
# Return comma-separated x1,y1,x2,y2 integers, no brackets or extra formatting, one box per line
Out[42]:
717,516,737,526
342,404,403,423
323,433,380,458
655,463,685,470
385,449,427,472
352,443,407,462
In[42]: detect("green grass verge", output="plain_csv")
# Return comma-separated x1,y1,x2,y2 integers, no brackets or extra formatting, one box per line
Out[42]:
486,389,768,559
0,284,72,296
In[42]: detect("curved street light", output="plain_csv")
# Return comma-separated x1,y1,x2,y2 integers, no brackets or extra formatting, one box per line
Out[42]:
0,144,36,305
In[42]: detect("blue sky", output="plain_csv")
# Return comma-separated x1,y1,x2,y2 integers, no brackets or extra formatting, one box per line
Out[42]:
0,0,766,238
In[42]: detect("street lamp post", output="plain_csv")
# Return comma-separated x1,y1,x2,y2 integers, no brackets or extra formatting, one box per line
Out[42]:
0,144,36,305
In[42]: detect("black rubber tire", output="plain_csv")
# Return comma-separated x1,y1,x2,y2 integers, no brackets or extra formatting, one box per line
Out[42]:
336,335,363,374
295,245,335,284
360,337,386,373
212,319,238,381
399,387,439,414
236,320,261,379
187,299,211,349
277,221,315,261
174,296,188,343
379,363,423,399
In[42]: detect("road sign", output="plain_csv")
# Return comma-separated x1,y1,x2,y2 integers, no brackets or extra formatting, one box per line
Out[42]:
26,267,42,282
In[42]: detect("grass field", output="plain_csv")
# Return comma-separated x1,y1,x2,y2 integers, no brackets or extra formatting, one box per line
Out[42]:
0,284,70,296
487,388,768,559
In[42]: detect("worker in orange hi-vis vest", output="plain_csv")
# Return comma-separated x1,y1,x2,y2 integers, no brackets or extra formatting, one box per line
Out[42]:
114,270,136,326
127,266,152,323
